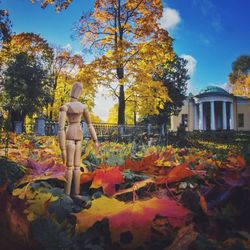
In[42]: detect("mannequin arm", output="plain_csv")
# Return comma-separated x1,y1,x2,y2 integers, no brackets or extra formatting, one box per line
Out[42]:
58,105,68,163
83,106,98,142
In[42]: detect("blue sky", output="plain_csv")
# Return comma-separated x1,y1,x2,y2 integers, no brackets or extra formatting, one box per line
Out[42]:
166,0,250,93
2,0,250,120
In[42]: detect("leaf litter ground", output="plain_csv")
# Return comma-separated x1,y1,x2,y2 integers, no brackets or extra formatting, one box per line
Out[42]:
0,133,250,249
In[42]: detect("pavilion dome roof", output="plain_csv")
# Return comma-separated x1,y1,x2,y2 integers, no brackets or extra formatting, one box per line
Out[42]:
197,86,231,96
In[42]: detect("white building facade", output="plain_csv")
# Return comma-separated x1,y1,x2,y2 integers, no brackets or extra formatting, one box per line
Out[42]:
171,86,250,131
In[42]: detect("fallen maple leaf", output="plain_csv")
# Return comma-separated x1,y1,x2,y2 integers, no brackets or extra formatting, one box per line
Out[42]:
122,154,158,174
13,185,58,221
157,163,194,184
74,196,190,248
225,155,246,170
155,147,180,167
17,159,65,185
90,166,124,195
80,172,95,184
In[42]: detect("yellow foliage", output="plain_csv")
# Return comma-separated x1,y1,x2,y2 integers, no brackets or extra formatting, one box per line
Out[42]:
89,112,103,123
230,73,250,98
0,32,52,64
77,0,174,122
13,185,58,221
107,104,134,124
47,49,97,120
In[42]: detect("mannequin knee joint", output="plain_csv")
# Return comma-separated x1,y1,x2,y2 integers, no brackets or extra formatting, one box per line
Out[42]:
74,165,80,171
66,165,74,171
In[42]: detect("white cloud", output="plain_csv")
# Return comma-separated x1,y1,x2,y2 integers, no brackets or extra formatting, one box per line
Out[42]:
180,55,197,93
159,7,181,31
181,54,197,76
92,87,116,122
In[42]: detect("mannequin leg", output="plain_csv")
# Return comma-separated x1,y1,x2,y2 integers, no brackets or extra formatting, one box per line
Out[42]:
73,140,82,196
65,140,75,195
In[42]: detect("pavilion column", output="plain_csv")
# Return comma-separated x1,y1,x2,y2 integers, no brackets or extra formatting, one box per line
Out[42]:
230,102,234,130
194,104,198,130
222,101,227,130
199,102,203,130
210,101,215,130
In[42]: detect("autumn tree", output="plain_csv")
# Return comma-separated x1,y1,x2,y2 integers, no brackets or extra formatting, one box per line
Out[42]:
77,0,174,125
143,55,189,126
107,103,134,124
0,33,53,115
48,47,99,120
0,8,12,43
30,0,72,11
47,47,85,119
125,78,170,125
0,32,53,68
228,55,250,97
0,52,52,130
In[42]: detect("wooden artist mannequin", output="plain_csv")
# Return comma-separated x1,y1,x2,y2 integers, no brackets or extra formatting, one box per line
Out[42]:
58,82,98,199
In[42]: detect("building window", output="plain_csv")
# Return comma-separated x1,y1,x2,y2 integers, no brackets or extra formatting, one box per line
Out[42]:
238,113,244,128
181,114,188,127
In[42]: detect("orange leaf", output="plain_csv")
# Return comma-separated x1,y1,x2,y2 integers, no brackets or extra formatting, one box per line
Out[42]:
74,196,190,248
80,172,95,184
197,191,208,215
91,166,124,195
122,154,158,174
157,163,194,184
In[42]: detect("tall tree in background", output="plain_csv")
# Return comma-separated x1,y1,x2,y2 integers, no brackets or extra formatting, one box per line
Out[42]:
31,0,73,11
0,32,53,68
0,8,11,43
228,55,250,98
48,47,84,119
144,55,189,126
125,78,170,125
77,0,174,125
0,34,93,120
0,52,52,130
107,103,134,124
47,46,99,120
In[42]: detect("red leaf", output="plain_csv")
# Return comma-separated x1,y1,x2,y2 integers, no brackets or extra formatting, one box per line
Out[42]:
197,191,208,215
80,172,95,184
122,154,158,174
75,196,190,247
91,166,124,195
157,163,194,184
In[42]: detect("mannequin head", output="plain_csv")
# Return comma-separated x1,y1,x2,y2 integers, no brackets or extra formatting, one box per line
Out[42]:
70,82,83,100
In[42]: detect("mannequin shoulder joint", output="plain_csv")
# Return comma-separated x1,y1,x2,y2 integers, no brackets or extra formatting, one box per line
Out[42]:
60,105,68,112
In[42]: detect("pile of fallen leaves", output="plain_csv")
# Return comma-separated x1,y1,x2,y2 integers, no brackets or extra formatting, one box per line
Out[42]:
0,133,250,250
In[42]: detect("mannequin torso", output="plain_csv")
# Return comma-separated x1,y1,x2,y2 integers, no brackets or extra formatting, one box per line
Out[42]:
60,101,87,140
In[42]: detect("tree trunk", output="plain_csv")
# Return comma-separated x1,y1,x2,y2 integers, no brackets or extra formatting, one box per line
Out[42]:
49,76,58,120
118,84,125,125
49,107,53,120
10,111,19,132
133,111,137,125
9,111,25,132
